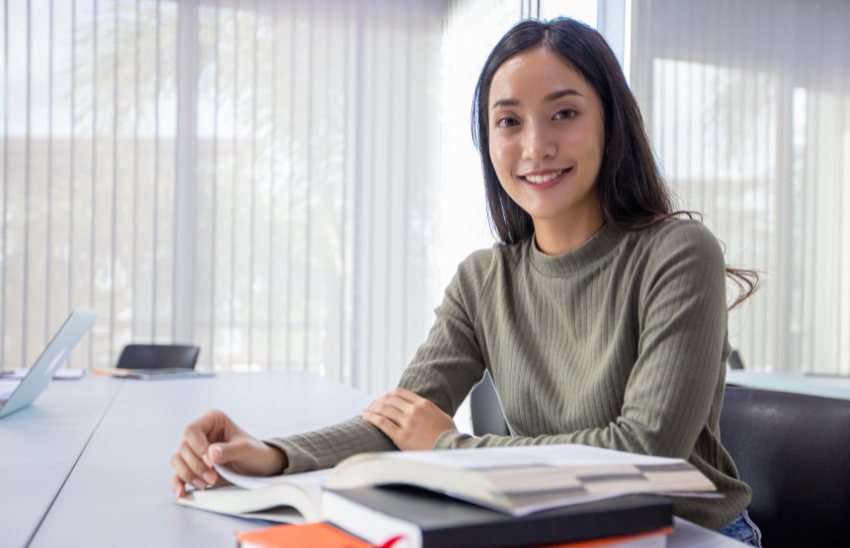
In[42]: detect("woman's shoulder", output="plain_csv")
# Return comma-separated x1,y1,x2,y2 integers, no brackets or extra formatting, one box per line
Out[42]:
635,216,724,262
454,240,527,292
455,244,500,286
627,217,726,287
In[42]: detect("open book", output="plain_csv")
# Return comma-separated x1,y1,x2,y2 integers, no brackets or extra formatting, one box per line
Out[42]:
324,444,719,517
176,444,717,522
176,467,331,523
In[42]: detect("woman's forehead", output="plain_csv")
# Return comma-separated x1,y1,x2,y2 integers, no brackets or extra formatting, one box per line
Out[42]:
489,48,589,107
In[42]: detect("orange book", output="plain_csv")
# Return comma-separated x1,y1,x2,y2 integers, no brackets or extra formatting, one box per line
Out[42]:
235,523,672,548
543,527,673,547
236,523,400,548
92,368,132,377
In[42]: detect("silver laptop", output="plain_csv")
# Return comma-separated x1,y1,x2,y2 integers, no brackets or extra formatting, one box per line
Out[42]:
0,309,98,419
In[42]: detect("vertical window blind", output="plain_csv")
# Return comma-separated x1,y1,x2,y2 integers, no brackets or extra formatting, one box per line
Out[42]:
438,0,526,293
13,0,839,390
630,0,850,373
0,0,443,396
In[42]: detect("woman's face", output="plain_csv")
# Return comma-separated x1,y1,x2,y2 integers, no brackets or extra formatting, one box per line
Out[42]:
488,47,605,226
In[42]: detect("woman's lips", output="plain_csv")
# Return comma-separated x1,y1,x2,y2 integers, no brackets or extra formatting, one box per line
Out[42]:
520,167,572,190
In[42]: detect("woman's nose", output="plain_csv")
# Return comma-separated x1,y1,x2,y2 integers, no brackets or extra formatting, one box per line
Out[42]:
521,123,557,162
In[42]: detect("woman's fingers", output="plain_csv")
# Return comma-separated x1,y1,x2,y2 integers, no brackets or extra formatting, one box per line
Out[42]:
389,387,423,404
179,440,216,485
206,438,287,478
362,410,403,439
362,388,457,451
172,473,187,498
171,410,255,497
364,401,406,427
170,452,204,492
208,440,257,467
362,389,436,443
368,394,415,415
183,418,215,463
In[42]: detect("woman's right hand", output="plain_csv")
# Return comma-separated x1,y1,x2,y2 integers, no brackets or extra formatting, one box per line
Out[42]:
170,409,288,497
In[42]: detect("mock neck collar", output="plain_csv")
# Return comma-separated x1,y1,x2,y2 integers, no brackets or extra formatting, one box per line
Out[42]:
529,222,624,277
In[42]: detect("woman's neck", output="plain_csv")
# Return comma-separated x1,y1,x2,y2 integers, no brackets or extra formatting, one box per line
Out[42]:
533,201,605,256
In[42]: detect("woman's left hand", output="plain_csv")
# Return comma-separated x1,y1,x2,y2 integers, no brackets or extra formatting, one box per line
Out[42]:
362,388,457,451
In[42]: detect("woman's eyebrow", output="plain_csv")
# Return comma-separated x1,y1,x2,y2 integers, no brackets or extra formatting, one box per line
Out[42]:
491,98,519,110
545,89,583,101
491,89,584,111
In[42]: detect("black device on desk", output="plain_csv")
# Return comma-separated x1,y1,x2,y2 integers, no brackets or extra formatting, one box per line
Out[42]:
114,368,213,380
116,344,200,370
110,344,211,380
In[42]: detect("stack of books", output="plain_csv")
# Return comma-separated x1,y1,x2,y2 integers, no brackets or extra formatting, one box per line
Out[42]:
177,444,719,548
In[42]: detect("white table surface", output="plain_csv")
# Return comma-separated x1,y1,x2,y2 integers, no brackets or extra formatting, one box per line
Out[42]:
727,370,850,400
0,375,122,548
7,371,744,547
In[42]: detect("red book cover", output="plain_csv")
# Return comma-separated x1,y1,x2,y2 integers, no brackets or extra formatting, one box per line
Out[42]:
236,522,402,548
236,522,671,548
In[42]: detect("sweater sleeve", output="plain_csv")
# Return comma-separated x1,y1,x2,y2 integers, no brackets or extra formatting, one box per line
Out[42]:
436,222,730,458
265,249,494,473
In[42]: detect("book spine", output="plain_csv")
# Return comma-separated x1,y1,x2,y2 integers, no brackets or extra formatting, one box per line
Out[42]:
323,491,424,548
421,503,673,548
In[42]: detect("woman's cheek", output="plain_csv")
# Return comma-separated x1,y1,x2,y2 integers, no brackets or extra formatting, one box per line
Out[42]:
489,136,506,163
568,120,604,165
491,136,520,176
489,146,510,185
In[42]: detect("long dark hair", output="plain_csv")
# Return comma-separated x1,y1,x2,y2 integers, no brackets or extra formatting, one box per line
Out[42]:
471,18,759,309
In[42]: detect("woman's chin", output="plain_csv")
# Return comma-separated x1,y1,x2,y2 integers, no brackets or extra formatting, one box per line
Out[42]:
524,205,578,224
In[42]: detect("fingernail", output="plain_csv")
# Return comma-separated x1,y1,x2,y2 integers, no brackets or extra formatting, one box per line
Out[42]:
192,479,206,490
173,486,179,497
202,454,211,467
203,470,216,484
213,445,223,457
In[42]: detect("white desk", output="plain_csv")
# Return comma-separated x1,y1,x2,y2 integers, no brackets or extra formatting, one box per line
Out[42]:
7,372,744,547
0,376,121,548
727,370,850,400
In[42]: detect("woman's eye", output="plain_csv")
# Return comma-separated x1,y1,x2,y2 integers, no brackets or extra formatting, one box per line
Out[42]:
497,117,519,128
554,109,577,120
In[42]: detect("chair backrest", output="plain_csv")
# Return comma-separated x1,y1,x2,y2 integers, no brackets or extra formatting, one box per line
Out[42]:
115,344,200,370
719,386,850,547
727,349,745,370
470,371,510,437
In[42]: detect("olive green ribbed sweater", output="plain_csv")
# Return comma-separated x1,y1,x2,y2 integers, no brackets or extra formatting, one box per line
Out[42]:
266,218,752,530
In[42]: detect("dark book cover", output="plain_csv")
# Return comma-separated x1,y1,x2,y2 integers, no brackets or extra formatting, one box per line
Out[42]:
326,486,672,548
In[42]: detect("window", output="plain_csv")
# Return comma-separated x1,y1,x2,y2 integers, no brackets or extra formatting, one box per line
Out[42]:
0,0,443,396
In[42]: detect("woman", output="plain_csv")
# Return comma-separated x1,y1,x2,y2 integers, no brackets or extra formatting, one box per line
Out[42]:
170,18,762,546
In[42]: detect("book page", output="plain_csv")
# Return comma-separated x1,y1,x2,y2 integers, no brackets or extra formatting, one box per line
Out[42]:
384,444,684,470
328,445,716,517
214,465,332,493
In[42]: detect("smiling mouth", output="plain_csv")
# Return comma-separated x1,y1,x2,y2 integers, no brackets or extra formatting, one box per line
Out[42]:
520,167,572,185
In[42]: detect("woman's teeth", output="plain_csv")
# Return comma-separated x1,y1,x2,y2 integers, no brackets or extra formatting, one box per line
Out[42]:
524,169,566,184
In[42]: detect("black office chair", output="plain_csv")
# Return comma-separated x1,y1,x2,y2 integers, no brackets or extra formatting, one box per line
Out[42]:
470,371,510,437
719,386,850,547
471,376,850,546
115,344,200,370
727,349,745,370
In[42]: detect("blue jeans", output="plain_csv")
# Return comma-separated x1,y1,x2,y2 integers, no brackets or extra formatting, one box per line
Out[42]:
717,510,763,546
